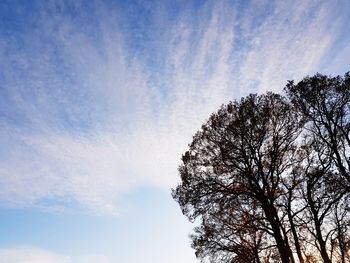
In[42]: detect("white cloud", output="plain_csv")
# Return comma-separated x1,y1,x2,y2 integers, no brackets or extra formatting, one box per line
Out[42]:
0,0,348,214
0,248,71,263
237,0,340,94
0,248,113,263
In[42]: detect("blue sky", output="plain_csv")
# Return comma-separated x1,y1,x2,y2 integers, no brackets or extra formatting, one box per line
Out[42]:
0,0,349,262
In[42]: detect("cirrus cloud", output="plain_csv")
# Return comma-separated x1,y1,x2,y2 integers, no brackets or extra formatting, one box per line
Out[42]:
0,248,71,263
0,0,349,214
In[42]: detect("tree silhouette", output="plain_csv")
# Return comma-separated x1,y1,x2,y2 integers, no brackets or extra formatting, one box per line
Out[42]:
173,93,302,263
286,73,350,189
173,73,350,263
286,73,350,263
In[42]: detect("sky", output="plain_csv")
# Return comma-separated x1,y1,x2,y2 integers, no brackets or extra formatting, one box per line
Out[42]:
0,0,349,262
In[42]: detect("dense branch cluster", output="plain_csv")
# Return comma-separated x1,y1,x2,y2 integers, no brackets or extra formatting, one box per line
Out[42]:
172,73,350,263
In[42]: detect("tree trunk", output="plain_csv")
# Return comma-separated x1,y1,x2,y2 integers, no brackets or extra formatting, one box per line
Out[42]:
315,222,331,263
287,210,304,263
307,185,332,263
281,223,296,263
261,200,292,263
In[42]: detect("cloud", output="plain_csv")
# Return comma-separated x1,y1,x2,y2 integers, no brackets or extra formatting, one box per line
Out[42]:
0,248,112,263
0,248,71,263
237,0,346,94
0,0,349,214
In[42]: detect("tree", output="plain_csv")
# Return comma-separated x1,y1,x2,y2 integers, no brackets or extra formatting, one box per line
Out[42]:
286,73,350,263
173,93,302,263
173,73,350,263
286,73,350,189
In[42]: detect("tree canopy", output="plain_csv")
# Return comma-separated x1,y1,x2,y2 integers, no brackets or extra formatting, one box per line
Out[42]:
173,73,350,263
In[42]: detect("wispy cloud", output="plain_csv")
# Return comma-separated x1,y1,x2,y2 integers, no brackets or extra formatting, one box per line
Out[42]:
237,0,348,94
0,0,349,214
0,248,71,263
0,247,112,263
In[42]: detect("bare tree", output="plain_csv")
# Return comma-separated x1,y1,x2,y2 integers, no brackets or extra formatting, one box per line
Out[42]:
173,93,302,263
286,73,350,189
286,73,350,262
173,73,350,263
